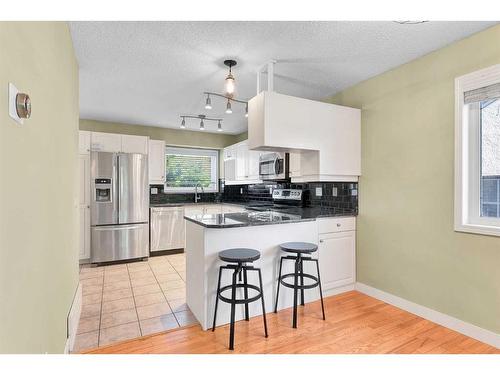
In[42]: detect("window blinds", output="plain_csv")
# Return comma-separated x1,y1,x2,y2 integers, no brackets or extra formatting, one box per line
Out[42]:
464,82,500,104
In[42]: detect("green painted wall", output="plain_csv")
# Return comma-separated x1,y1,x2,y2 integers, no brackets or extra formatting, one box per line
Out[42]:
329,25,500,333
0,22,79,352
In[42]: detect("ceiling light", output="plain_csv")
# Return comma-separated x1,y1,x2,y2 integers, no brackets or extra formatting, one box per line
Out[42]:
180,117,186,129
200,119,205,130
225,99,232,114
245,103,248,118
205,94,212,110
224,59,237,97
217,120,222,132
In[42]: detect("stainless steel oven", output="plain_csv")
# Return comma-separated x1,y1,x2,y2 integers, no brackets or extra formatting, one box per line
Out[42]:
258,152,289,181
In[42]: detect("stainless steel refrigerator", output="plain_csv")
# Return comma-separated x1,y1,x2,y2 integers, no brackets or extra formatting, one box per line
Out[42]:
90,152,149,263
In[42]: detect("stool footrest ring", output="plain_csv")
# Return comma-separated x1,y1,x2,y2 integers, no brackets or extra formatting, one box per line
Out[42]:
218,283,263,304
279,273,319,290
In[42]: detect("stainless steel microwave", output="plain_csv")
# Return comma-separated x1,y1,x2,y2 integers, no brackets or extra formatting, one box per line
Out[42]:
259,152,289,181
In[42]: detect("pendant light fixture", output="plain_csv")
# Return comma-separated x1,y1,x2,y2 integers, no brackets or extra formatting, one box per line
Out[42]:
199,116,205,130
217,120,222,132
180,117,186,129
205,94,212,110
224,59,237,97
225,99,232,114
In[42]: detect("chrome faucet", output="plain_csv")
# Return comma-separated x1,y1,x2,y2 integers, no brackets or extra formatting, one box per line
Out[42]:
194,183,204,203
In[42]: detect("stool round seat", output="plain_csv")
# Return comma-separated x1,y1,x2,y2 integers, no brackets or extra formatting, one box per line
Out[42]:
219,248,261,263
279,242,318,254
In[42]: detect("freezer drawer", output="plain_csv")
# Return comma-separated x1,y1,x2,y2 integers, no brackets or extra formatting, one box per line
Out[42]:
150,206,185,252
91,223,149,263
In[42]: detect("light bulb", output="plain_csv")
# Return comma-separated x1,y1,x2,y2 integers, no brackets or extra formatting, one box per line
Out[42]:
200,119,205,130
225,100,232,114
180,117,186,129
217,120,222,132
225,73,235,96
205,95,212,110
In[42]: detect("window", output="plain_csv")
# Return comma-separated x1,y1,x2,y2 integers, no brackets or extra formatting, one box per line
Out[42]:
164,147,219,193
455,64,500,236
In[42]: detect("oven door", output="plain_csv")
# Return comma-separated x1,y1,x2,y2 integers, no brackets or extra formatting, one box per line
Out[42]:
259,152,285,180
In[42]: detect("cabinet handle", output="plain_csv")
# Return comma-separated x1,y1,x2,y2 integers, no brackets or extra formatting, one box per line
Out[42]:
337,223,341,227
319,239,324,243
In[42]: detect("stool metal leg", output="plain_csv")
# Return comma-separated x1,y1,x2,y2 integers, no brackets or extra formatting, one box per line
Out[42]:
243,267,249,321
212,266,223,331
274,256,284,313
292,255,300,328
229,268,238,350
257,268,268,338
299,258,305,306
314,259,326,320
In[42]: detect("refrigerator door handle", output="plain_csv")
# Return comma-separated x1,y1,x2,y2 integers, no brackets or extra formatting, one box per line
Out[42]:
93,224,144,231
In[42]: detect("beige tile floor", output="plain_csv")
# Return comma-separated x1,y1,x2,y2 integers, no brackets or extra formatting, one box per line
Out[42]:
73,253,196,352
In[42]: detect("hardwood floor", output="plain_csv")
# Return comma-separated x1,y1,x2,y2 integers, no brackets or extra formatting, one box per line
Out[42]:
83,291,499,354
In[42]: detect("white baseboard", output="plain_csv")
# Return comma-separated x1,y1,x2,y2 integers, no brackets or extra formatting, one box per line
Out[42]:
324,283,355,298
355,282,500,349
65,282,83,354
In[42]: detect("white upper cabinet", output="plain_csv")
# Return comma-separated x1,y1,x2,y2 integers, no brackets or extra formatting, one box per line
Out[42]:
90,132,148,154
121,134,149,154
149,139,166,184
248,91,361,182
223,140,262,185
79,131,91,154
90,132,122,152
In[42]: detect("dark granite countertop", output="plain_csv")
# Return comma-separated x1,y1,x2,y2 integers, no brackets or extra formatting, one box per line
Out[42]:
184,211,316,228
184,206,357,228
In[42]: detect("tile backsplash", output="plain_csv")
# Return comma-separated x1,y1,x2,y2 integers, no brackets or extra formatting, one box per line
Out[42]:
223,181,358,211
150,180,358,212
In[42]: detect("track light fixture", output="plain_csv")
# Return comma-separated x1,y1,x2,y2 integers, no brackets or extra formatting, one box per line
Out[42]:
179,114,222,131
205,94,212,110
245,103,248,118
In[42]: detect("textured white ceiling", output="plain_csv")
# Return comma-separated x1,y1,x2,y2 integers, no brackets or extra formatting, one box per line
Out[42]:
70,21,496,134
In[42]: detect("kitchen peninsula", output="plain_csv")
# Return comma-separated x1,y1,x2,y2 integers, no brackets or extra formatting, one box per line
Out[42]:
184,208,357,330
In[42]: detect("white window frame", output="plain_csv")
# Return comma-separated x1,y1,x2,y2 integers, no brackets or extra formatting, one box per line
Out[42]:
455,64,500,236
164,146,219,193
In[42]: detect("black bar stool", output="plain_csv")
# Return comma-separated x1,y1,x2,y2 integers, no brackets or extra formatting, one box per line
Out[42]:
274,242,325,328
212,248,268,350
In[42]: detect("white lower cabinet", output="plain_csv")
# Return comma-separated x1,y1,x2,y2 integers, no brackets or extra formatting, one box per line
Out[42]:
317,218,356,291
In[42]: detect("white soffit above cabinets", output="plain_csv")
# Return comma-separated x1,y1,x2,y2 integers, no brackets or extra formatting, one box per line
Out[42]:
70,21,497,134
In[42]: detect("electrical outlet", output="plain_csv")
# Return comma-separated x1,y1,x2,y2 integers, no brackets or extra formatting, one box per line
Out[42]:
151,187,158,195
332,187,338,197
315,187,322,197
351,189,358,196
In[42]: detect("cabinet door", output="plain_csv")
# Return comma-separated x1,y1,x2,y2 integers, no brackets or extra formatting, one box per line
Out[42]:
90,132,121,152
289,152,301,177
79,154,90,260
121,134,149,154
79,131,91,154
148,140,166,184
318,231,355,290
247,150,261,181
223,146,235,160
235,142,248,180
